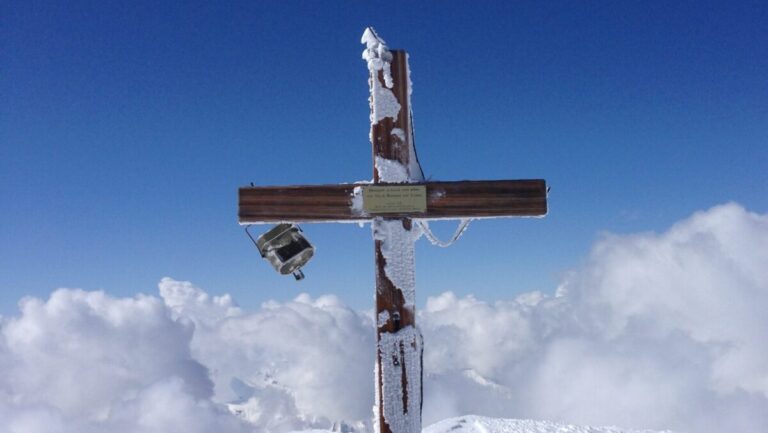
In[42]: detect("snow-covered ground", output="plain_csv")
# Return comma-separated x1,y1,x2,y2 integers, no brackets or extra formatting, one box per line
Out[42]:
290,416,674,433
423,416,674,433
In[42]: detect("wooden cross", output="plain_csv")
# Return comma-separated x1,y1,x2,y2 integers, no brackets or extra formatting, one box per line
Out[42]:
238,28,547,433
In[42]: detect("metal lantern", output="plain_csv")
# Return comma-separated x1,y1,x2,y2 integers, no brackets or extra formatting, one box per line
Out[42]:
246,223,314,280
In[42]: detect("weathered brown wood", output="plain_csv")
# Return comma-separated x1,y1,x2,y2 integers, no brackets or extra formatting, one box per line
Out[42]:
373,49,420,433
238,179,547,223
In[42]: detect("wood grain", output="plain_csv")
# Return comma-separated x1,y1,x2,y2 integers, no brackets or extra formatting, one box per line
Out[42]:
238,179,547,223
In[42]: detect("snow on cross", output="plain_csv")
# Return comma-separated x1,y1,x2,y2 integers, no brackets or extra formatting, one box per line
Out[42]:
238,27,548,433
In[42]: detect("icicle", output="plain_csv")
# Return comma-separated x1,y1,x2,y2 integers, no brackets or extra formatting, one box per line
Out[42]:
415,219,473,247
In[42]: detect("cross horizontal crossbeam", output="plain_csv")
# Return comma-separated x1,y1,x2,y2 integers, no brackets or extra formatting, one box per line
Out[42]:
239,179,547,224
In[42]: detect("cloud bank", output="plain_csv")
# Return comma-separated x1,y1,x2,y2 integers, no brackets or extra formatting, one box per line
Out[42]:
0,289,247,433
421,203,768,433
1,203,766,433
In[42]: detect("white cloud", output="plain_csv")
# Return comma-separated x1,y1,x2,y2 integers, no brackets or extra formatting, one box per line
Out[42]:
0,203,766,433
103,377,248,433
157,278,376,431
420,203,768,433
0,289,247,433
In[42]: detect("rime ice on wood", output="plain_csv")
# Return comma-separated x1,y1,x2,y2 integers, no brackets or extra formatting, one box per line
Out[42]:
351,186,366,216
373,220,420,307
378,326,422,433
362,28,400,127
374,156,410,184
363,27,422,185
362,27,394,89
377,310,391,327
237,25,547,433
364,26,425,433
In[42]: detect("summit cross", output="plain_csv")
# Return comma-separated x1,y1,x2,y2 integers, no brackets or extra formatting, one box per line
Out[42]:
238,28,547,433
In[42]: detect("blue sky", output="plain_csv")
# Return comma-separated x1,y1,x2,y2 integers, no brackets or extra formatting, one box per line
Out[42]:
2,1,766,315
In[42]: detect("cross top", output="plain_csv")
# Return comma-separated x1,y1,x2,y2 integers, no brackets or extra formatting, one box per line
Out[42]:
238,27,547,433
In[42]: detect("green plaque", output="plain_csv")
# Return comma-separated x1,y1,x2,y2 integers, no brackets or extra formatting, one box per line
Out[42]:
362,185,427,214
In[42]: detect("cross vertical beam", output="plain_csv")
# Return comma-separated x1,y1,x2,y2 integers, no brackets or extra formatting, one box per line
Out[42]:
365,33,423,433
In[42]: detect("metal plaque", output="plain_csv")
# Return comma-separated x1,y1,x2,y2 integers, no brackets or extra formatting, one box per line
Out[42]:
362,185,427,214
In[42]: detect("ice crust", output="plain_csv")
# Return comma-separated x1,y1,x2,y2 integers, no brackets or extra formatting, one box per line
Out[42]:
372,86,401,124
378,326,422,433
361,28,393,88
375,156,410,183
362,27,400,125
371,217,422,433
351,186,366,216
372,219,421,307
377,310,391,328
